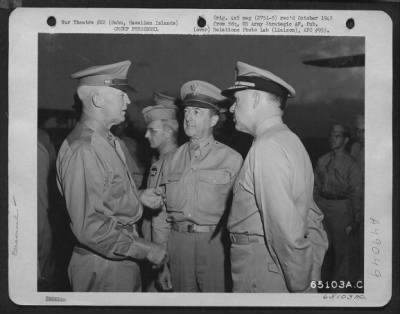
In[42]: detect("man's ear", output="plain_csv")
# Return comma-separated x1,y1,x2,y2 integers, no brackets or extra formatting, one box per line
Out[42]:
210,114,219,128
92,94,103,108
252,91,260,109
163,125,173,138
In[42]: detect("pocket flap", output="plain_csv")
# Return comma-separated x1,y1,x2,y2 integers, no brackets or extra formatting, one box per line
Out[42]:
160,172,182,185
198,170,230,185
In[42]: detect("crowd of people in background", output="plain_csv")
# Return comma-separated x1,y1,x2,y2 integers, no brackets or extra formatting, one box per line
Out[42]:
37,59,364,293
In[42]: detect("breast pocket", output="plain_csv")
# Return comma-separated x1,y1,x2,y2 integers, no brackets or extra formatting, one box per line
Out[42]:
198,170,231,186
197,170,232,210
102,174,127,213
107,175,126,199
163,172,185,211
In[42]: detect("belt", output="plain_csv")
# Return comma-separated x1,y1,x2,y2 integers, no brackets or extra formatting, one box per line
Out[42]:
229,233,265,244
171,221,217,233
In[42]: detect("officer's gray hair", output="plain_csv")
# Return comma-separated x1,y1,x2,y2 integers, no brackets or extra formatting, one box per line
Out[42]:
76,85,103,112
266,93,286,111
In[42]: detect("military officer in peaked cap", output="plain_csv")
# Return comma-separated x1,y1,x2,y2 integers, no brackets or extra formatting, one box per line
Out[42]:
140,92,179,291
221,61,328,292
56,60,167,292
153,80,243,292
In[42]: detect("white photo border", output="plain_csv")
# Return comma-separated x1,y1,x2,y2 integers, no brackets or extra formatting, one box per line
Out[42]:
8,8,392,307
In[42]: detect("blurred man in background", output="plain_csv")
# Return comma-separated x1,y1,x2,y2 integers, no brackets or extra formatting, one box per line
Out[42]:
141,92,179,291
314,123,362,290
350,114,365,177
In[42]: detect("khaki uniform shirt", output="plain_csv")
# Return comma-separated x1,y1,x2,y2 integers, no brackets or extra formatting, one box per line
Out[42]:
153,139,242,248
228,116,328,292
56,119,143,260
314,151,363,218
142,149,177,243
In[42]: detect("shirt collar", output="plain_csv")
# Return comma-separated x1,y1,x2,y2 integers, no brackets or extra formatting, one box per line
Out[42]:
189,136,214,157
255,116,283,137
160,145,178,159
80,117,110,139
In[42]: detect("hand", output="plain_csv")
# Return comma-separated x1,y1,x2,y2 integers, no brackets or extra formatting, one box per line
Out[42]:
146,242,168,268
139,188,163,209
156,264,173,292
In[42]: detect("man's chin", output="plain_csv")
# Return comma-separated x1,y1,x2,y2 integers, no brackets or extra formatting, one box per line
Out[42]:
184,128,194,137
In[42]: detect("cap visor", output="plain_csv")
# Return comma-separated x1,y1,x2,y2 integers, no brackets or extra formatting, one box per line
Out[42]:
110,85,136,93
221,85,249,98
183,100,219,111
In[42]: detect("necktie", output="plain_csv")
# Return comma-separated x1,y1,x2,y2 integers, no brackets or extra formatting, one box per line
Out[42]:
189,141,201,160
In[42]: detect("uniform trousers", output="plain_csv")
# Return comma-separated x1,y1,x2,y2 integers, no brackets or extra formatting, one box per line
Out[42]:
230,242,288,292
319,198,353,284
140,212,157,292
167,229,226,292
68,247,141,292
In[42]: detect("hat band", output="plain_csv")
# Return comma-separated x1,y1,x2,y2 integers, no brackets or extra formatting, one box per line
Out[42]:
79,75,130,87
104,78,129,86
236,76,288,98
183,94,219,109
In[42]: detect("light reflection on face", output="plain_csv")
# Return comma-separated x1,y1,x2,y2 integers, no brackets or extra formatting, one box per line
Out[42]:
145,120,166,149
229,90,254,134
183,106,215,140
101,87,130,126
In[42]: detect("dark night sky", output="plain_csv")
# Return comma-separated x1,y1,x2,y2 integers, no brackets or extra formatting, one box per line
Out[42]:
38,33,364,138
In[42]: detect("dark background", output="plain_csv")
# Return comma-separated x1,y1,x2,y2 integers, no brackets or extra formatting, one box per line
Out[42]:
1,0,399,313
37,33,364,164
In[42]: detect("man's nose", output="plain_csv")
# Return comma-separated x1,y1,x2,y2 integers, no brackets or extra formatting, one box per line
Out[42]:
145,130,150,139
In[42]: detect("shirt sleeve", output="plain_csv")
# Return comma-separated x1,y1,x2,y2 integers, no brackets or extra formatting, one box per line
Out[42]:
231,153,244,182
253,140,314,292
58,144,149,260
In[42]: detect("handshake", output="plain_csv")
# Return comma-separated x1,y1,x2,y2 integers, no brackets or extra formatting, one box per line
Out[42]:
128,187,172,291
130,237,173,291
115,238,173,291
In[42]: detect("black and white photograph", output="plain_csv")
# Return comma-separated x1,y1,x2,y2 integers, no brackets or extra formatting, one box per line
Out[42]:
8,8,392,307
